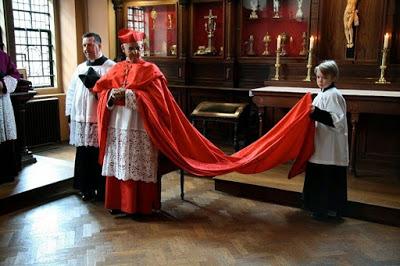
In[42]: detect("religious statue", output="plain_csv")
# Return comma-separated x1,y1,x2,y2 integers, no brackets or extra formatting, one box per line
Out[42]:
273,0,280,18
167,14,173,30
249,0,259,19
150,9,157,30
343,0,359,48
262,33,271,56
295,0,304,21
299,32,307,55
245,35,256,56
203,9,217,55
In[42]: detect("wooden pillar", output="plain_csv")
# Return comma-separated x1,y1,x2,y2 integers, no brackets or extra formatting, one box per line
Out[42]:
349,112,359,176
112,0,124,57
252,96,265,137
178,0,189,59
178,0,189,84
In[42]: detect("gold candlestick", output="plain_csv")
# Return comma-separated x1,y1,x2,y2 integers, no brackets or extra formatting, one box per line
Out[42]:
272,48,281,80
304,48,313,81
375,48,390,84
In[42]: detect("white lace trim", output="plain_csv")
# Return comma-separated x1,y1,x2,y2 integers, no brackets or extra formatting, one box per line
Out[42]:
0,77,17,142
102,127,158,182
69,121,98,147
3,76,18,94
125,89,137,110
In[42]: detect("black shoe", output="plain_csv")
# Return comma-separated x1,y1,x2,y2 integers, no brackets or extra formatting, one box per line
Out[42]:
333,213,344,223
94,190,105,202
311,211,327,221
108,209,124,215
81,193,93,201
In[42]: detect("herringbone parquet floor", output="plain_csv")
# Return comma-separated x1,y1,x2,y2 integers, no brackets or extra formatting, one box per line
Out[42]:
1,171,399,265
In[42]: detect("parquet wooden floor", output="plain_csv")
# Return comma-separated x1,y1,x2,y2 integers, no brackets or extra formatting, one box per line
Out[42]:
1,172,399,265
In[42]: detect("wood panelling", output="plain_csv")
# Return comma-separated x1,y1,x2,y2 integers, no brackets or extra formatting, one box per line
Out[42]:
189,60,234,87
237,62,269,88
354,1,385,62
318,0,346,61
319,0,387,64
392,1,400,62
357,114,400,175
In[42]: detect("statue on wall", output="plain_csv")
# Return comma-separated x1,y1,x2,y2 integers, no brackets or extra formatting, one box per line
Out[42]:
343,0,359,48
295,0,304,21
245,35,256,55
273,0,280,18
249,0,259,19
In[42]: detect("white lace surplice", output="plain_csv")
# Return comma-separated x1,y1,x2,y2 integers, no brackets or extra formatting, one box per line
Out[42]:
0,76,18,143
102,89,158,183
66,60,115,147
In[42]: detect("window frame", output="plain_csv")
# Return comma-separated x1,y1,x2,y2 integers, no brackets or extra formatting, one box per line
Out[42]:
3,0,59,92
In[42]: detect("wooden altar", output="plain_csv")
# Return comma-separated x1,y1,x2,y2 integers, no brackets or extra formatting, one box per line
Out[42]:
251,85,400,176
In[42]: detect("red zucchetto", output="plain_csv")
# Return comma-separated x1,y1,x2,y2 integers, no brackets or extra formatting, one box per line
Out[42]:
118,28,145,43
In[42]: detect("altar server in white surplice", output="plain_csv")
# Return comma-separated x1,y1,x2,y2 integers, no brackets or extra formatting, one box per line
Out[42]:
303,60,349,221
66,32,115,201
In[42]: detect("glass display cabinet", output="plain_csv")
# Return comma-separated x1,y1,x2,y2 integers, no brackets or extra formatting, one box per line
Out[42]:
124,1,178,57
191,0,224,57
240,0,311,57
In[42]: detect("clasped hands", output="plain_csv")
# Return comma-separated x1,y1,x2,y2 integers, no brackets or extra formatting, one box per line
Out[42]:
110,87,126,100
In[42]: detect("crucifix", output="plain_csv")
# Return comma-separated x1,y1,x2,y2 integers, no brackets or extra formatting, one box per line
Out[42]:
204,9,217,55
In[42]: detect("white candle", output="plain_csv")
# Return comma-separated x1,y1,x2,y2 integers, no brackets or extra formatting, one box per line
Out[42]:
277,35,281,50
383,33,389,49
309,36,314,50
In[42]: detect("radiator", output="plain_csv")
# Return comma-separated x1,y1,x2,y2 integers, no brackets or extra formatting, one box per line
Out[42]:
25,97,60,147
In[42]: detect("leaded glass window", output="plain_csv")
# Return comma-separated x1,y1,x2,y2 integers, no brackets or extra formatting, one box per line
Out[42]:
12,0,55,88
127,7,145,32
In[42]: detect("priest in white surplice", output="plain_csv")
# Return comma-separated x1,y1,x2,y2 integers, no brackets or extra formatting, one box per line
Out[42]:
66,32,115,201
0,47,20,183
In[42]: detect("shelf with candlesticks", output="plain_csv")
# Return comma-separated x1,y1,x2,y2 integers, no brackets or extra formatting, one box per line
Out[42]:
240,0,311,58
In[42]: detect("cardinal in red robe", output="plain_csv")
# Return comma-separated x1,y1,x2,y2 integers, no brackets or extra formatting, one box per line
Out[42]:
94,29,315,216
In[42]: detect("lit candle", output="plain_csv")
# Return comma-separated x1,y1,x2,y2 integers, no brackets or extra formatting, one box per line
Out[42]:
309,36,314,50
383,33,389,49
277,35,281,50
